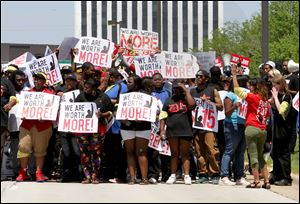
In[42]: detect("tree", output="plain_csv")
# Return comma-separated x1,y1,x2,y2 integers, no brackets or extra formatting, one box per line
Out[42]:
202,1,299,77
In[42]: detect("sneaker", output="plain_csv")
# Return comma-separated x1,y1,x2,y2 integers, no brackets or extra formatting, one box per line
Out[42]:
109,178,122,184
35,170,47,182
196,175,209,184
219,177,235,186
211,176,220,185
149,177,157,184
16,168,28,182
184,175,192,185
236,177,250,186
166,175,176,184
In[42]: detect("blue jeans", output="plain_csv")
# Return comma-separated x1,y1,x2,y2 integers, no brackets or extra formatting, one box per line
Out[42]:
220,122,246,179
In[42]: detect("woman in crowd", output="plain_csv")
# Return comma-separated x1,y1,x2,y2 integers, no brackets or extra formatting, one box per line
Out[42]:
231,65,271,189
159,79,196,185
120,75,153,185
220,76,250,186
75,78,114,184
269,75,296,186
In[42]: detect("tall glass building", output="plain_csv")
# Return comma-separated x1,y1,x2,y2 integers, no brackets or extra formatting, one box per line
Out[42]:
74,1,223,52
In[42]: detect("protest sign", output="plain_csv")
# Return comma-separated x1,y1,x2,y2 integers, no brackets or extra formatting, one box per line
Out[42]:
160,51,199,79
148,131,163,151
16,92,60,121
3,52,36,72
230,53,251,75
192,98,218,132
293,92,299,112
237,88,250,119
116,92,158,122
58,37,80,60
58,102,98,133
60,89,80,103
218,90,228,120
215,56,224,69
120,28,159,56
193,51,216,72
159,140,171,156
74,37,114,68
134,54,161,77
25,53,63,87
44,46,53,57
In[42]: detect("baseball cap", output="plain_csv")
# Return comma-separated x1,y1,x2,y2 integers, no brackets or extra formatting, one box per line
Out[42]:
265,61,275,69
33,72,47,81
64,73,77,81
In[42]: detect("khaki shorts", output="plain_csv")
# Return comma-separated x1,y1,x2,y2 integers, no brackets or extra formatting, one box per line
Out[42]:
18,126,52,158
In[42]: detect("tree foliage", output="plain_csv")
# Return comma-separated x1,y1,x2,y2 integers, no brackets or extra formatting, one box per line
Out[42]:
202,1,299,77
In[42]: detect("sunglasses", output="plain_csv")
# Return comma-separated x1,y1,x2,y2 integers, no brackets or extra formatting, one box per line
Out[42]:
196,75,205,79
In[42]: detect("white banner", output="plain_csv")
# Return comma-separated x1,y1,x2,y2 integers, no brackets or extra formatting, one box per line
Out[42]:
74,37,114,68
60,89,80,103
25,53,63,87
116,92,158,122
134,54,162,77
192,98,218,132
58,102,98,133
160,51,199,79
120,28,159,56
3,52,36,73
293,92,299,112
16,92,60,121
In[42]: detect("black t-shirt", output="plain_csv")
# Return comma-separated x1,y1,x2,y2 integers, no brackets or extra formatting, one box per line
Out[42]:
272,93,297,140
1,77,16,127
286,73,299,97
75,90,114,124
163,95,193,137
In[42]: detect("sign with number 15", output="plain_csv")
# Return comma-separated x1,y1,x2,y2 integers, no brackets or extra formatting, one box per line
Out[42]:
192,98,218,132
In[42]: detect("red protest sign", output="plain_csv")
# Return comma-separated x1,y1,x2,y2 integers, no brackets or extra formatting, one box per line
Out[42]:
240,56,251,68
230,53,240,65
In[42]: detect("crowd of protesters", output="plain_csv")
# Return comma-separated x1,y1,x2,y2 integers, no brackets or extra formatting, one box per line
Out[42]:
1,43,299,191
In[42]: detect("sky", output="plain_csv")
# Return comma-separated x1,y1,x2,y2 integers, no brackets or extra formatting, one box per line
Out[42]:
1,1,261,45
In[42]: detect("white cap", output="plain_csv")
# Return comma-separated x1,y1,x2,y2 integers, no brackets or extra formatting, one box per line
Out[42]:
265,61,275,69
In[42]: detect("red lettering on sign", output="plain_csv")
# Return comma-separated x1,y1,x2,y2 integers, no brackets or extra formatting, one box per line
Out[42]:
120,107,151,121
63,118,94,132
78,51,108,66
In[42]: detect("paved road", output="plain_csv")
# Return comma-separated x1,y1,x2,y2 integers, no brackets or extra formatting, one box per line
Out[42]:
1,180,298,203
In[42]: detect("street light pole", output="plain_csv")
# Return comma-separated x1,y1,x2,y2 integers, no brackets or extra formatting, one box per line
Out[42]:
262,1,269,63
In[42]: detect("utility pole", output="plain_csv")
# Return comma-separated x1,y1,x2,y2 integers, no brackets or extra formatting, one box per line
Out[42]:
262,1,269,63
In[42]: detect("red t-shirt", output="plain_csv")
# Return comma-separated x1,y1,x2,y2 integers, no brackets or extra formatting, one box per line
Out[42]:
245,93,270,130
20,86,55,132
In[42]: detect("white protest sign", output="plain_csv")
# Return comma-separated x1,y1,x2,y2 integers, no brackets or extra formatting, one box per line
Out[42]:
25,53,63,87
218,90,228,120
8,92,24,132
3,52,36,72
193,51,216,72
58,102,98,133
160,51,199,79
16,92,60,120
159,140,171,156
148,131,163,151
116,92,158,122
120,28,159,56
192,98,218,132
74,37,114,68
292,92,299,112
237,88,250,119
134,54,161,77
60,89,80,103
